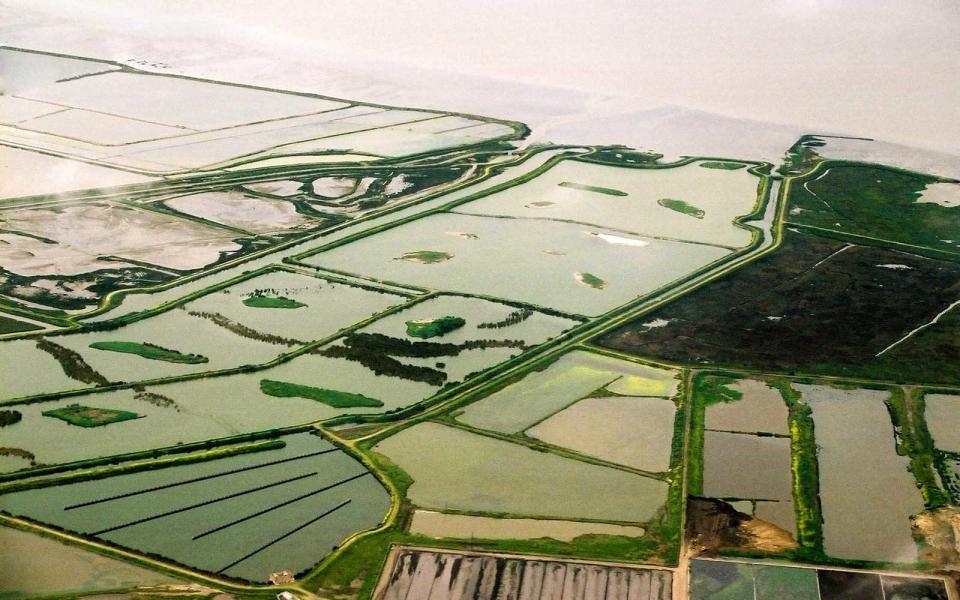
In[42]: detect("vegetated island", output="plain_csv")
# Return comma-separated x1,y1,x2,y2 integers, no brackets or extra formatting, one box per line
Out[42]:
242,295,306,309
0,409,23,427
558,181,628,196
42,404,141,428
88,341,209,364
397,250,452,264
406,316,466,339
658,198,705,219
259,379,384,408
699,161,746,170
575,272,608,290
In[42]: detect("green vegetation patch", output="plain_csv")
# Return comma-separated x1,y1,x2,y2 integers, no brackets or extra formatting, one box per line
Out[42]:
242,295,306,309
788,164,958,258
405,316,466,339
42,404,141,428
397,250,452,264
0,314,40,334
0,410,22,428
575,272,607,289
658,198,705,219
557,181,628,196
259,379,384,408
88,341,208,364
700,161,747,170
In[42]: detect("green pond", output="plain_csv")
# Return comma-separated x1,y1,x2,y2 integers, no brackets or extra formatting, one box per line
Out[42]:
0,433,390,583
305,212,730,316
374,422,667,523
458,350,678,434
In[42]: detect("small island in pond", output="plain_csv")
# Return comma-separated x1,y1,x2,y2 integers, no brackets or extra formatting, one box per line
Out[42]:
242,295,306,309
558,181,628,196
406,316,467,338
699,161,746,170
42,404,141,427
259,379,384,408
575,272,608,289
397,250,453,264
658,198,706,219
88,341,209,364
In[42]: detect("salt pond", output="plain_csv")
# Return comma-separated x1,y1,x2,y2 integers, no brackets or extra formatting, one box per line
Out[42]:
375,422,667,522
0,271,408,402
924,393,960,452
306,212,728,316
454,159,761,248
409,510,646,542
162,191,315,233
799,384,923,563
705,378,788,435
0,202,240,276
457,350,678,434
0,433,390,582
0,525,179,597
702,431,792,501
526,396,676,472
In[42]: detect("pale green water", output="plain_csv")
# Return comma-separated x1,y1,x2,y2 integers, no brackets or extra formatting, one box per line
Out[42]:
458,350,678,434
26,71,345,130
0,340,88,401
454,159,761,248
0,271,407,403
374,422,667,523
526,396,676,472
0,433,390,583
2,295,574,468
307,213,729,316
83,149,570,322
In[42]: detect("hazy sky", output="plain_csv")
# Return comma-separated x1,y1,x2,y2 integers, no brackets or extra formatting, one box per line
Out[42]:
3,0,959,154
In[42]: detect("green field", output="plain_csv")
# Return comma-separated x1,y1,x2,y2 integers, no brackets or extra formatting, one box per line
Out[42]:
657,198,705,218
241,295,306,308
0,315,40,334
41,404,141,428
88,341,209,364
405,315,466,338
259,378,384,408
700,161,747,170
557,181,628,196
788,164,958,257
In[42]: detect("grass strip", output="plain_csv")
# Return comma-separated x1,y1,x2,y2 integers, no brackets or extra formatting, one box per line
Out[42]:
260,379,384,408
88,341,208,364
557,181,628,196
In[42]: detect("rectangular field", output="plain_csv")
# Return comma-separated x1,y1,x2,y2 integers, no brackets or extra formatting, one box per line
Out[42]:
800,384,924,563
373,422,667,523
375,548,672,600
690,559,948,600
0,432,390,582
304,211,729,316
454,158,762,248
